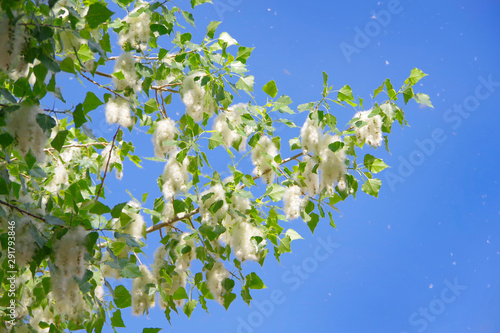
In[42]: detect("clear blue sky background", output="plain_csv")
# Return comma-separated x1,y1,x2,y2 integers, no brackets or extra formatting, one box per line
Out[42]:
71,0,499,332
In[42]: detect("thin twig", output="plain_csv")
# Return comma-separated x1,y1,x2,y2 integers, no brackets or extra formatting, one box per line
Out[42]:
95,127,120,202
80,72,127,101
145,208,199,234
0,200,46,222
150,85,180,94
44,142,108,152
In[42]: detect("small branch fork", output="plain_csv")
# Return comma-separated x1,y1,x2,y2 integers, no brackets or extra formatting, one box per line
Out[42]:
95,127,120,202
0,199,46,222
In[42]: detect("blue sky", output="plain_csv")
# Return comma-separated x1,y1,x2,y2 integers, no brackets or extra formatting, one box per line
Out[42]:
80,0,500,332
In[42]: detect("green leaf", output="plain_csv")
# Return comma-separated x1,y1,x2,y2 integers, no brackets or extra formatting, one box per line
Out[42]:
90,201,111,215
236,75,254,92
245,272,266,289
114,285,132,308
307,213,320,234
73,103,86,128
298,102,315,112
60,57,75,74
385,79,397,100
86,3,114,29
51,130,68,152
182,10,195,26
0,88,17,103
36,114,56,133
120,262,142,278
361,178,382,197
236,46,254,64
403,86,414,104
83,92,103,112
209,131,224,149
77,44,94,62
373,82,385,98
45,216,65,226
272,95,293,112
173,287,188,300
143,328,162,333
263,80,278,98
264,184,285,202
183,300,197,318
405,68,428,86
206,21,221,39
0,178,8,195
219,32,238,46
413,93,433,108
285,228,303,241
0,133,14,148
328,141,344,153
111,310,126,328
363,154,389,173
191,0,211,8
338,85,354,102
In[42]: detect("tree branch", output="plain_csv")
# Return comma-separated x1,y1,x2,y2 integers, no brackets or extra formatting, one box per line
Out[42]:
95,127,120,202
0,199,46,222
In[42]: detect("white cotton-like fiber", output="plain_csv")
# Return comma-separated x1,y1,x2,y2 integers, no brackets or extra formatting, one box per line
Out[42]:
283,185,305,220
131,265,156,315
118,2,151,51
300,115,322,153
101,145,123,180
162,151,189,200
318,134,347,194
206,261,230,305
153,118,177,157
199,183,228,224
6,105,49,163
112,52,142,92
251,135,278,184
181,73,216,122
105,96,134,128
354,109,383,147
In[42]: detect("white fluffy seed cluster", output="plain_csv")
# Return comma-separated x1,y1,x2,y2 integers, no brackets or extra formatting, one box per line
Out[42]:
219,192,264,262
213,103,255,151
101,145,123,180
0,13,25,72
199,183,228,224
283,185,305,220
105,96,134,128
52,226,89,317
6,105,49,163
299,114,347,196
153,118,177,157
181,73,216,122
206,261,230,305
152,233,195,308
46,164,70,193
354,109,383,147
14,217,40,267
162,151,189,201
118,2,151,51
131,265,156,315
124,201,145,240
112,52,142,92
251,135,278,184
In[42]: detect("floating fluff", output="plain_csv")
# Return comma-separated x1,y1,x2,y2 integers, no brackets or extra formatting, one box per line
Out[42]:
100,145,123,180
105,96,134,128
251,135,278,184
118,1,151,51
300,115,322,153
162,150,189,201
160,270,188,308
131,265,156,315
153,118,177,157
299,155,319,196
112,52,142,92
317,134,347,194
213,103,254,151
283,185,305,220
206,261,230,305
174,233,196,271
354,109,383,147
6,105,49,163
181,73,216,122
100,251,121,279
199,183,228,224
